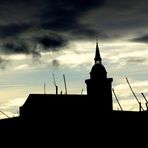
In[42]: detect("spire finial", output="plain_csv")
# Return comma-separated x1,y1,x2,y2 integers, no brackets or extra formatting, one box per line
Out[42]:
94,36,102,64
96,36,98,44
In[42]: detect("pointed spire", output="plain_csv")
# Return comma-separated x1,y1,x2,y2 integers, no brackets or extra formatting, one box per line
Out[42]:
94,37,102,64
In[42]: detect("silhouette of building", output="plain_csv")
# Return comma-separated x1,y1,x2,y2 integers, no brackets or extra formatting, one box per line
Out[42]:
85,41,113,111
19,41,113,119
0,40,148,133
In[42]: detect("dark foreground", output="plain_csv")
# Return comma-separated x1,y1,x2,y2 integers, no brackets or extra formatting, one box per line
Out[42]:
0,94,148,143
0,110,148,146
0,110,148,131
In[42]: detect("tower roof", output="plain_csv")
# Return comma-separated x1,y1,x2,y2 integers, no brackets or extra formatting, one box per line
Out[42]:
94,41,102,63
90,40,107,79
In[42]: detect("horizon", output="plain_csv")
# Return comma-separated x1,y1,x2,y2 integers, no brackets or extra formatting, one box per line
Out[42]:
0,0,148,118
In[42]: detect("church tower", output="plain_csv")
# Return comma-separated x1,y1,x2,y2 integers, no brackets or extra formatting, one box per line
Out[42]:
85,41,113,111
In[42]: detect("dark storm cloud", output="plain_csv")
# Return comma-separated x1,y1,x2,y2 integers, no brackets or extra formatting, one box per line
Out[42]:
3,42,31,54
38,0,148,41
41,0,104,30
1,32,67,56
0,24,30,38
39,0,106,40
0,0,148,60
0,0,105,40
2,41,42,60
36,35,67,50
131,35,148,43
0,0,104,57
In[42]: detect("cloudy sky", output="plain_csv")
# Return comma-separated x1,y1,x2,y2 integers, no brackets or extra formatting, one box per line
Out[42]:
0,0,148,118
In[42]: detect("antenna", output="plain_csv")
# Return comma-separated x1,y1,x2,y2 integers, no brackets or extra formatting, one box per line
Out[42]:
81,89,83,95
112,88,123,111
44,83,46,94
141,93,148,103
0,111,10,118
126,77,144,111
141,93,148,110
53,73,58,95
96,35,98,44
63,74,67,95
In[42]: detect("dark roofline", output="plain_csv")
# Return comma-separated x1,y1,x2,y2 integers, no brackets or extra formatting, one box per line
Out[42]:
20,94,88,108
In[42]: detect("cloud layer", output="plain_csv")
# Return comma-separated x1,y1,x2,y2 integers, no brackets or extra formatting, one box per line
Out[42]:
0,0,148,59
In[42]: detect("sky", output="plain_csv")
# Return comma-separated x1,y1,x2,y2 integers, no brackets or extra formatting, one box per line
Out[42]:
0,0,148,118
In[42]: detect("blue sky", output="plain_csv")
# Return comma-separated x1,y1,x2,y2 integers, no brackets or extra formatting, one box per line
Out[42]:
1,0,148,118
